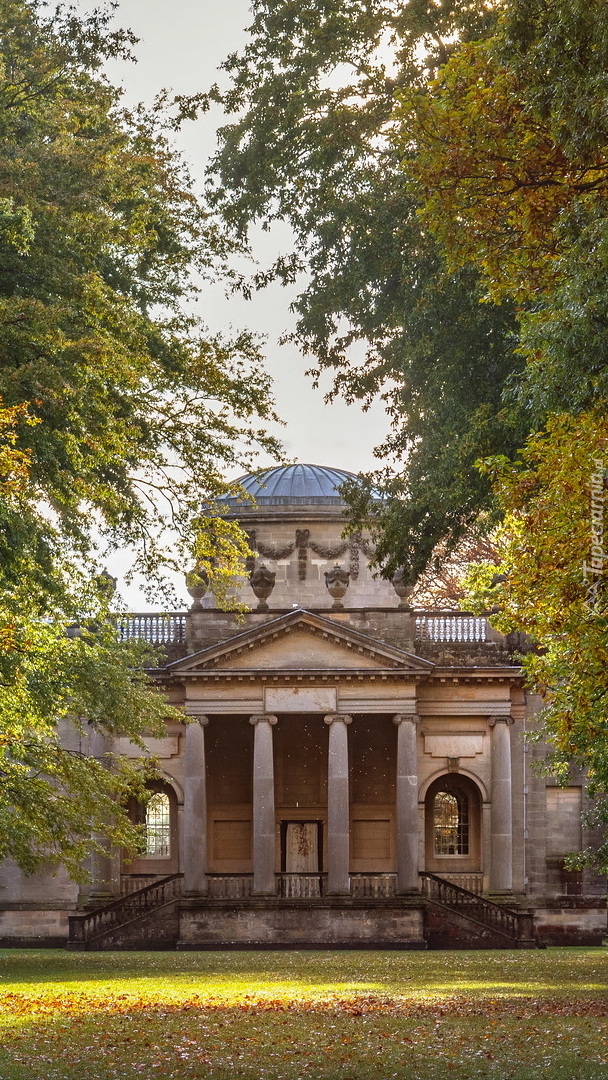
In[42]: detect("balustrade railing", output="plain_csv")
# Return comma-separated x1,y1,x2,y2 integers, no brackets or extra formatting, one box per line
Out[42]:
120,875,164,896
116,613,186,646
206,874,253,899
420,872,533,942
69,873,183,947
350,873,397,898
115,610,493,648
438,872,484,895
415,615,488,643
202,873,400,900
278,873,325,898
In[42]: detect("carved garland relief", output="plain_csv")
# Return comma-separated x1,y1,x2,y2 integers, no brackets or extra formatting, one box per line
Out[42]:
245,529,374,581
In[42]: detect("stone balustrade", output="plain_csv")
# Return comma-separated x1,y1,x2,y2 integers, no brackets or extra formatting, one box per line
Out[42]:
116,612,187,645
118,873,406,901
116,611,492,648
350,873,397,898
415,614,488,643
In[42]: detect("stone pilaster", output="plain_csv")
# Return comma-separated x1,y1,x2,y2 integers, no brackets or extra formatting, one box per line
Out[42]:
393,714,421,893
88,726,115,903
250,714,278,895
324,714,352,894
183,717,209,895
488,715,515,893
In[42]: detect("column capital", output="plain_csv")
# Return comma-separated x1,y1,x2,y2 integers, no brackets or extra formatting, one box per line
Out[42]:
182,709,209,725
393,713,421,726
324,713,352,726
487,714,515,727
249,713,278,726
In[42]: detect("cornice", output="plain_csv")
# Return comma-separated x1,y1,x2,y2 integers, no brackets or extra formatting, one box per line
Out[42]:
428,666,523,685
167,668,428,684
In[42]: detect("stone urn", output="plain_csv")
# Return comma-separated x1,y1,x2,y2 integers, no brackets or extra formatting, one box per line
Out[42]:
95,568,117,599
391,568,415,610
249,564,276,612
324,564,350,610
185,565,209,610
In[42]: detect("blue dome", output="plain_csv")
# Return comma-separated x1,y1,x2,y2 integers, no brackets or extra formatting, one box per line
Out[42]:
225,464,358,506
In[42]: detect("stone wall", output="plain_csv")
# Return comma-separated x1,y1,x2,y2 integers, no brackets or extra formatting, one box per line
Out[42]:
92,902,180,950
177,897,426,949
0,908,71,947
533,903,606,946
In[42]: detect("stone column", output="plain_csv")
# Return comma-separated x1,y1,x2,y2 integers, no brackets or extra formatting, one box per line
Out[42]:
183,717,209,895
88,726,115,903
393,714,421,893
250,714,278,895
488,715,515,893
324,714,352,894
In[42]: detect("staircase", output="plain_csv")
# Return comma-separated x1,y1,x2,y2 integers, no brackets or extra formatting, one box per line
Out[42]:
68,873,183,950
421,872,537,949
67,870,537,951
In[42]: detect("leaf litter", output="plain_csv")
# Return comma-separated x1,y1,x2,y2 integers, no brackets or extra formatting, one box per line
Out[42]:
0,949,607,1080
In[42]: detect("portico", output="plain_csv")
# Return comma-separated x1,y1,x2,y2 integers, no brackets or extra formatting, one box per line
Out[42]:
120,607,524,945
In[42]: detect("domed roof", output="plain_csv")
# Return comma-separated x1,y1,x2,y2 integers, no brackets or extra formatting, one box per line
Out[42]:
224,464,358,506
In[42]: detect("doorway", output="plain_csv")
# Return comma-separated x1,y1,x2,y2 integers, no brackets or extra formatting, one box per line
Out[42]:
281,821,323,873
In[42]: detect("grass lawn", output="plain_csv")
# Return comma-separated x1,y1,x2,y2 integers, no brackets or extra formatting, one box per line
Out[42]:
0,948,606,1079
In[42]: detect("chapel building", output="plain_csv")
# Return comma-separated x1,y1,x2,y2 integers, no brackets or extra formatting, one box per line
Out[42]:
1,464,605,949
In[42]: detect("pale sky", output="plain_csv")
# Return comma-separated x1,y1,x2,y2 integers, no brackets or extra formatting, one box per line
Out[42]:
75,1,393,605
101,0,391,472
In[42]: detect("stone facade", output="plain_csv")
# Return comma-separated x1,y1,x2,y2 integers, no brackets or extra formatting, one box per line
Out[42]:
1,464,605,948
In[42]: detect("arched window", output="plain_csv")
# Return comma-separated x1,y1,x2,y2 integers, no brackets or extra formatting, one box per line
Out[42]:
433,789,469,856
145,792,171,858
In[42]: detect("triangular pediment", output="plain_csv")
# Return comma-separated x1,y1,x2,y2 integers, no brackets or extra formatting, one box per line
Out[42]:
168,609,434,675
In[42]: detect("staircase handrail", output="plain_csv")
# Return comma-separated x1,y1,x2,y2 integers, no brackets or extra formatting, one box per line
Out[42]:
68,873,183,945
420,872,531,940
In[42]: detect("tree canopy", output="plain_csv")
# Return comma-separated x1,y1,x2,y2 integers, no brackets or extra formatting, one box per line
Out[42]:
465,413,608,866
205,0,608,852
0,0,280,594
399,0,608,854
0,0,280,875
401,0,608,420
0,397,179,876
204,0,528,580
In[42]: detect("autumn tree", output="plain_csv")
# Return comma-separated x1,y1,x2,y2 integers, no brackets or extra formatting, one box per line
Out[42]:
0,397,179,875
402,0,608,845
410,532,500,609
464,415,608,867
401,0,608,420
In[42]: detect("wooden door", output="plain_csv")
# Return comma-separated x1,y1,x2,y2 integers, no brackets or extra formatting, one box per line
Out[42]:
284,821,320,872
